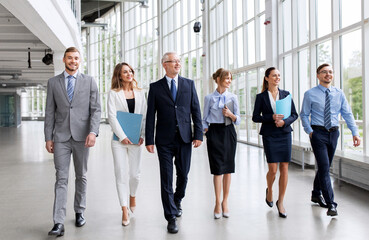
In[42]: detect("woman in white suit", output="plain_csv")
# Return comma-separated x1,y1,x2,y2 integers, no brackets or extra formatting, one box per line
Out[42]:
107,62,146,226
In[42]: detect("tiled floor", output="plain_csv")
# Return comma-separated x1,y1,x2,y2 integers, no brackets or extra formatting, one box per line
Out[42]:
0,121,368,240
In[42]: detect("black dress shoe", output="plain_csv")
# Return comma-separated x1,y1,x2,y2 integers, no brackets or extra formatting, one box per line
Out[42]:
48,223,64,236
276,200,287,218
311,195,328,208
167,218,179,234
327,206,338,216
265,188,273,208
75,213,86,227
175,202,182,217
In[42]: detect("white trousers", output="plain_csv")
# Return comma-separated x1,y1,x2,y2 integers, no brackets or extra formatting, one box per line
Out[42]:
111,140,142,207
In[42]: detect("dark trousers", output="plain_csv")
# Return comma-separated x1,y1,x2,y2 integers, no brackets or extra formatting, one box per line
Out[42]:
310,128,339,207
156,132,192,221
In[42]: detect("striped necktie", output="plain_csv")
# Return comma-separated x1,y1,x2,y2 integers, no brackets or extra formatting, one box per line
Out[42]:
67,75,74,102
171,79,177,100
324,89,331,130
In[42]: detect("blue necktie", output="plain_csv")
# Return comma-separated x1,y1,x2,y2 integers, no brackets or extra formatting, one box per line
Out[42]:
67,75,74,102
324,89,331,130
171,79,177,100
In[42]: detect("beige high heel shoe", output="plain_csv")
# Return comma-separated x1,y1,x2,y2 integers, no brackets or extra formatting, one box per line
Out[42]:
130,196,136,213
122,206,130,226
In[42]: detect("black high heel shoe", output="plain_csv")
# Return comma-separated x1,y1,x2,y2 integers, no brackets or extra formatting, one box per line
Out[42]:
265,188,273,208
276,200,287,218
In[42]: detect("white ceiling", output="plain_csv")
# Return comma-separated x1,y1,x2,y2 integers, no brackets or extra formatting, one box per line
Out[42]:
0,3,54,89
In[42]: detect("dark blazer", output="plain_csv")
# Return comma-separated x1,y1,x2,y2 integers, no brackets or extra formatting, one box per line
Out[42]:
145,76,203,145
252,89,298,136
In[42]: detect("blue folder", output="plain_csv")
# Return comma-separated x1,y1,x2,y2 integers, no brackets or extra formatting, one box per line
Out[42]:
113,111,143,144
276,94,291,120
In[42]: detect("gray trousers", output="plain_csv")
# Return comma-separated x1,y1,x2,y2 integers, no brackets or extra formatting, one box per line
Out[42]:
53,138,89,224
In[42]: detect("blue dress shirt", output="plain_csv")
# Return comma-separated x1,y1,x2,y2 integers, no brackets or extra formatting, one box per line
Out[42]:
300,84,358,136
165,75,178,90
202,90,241,130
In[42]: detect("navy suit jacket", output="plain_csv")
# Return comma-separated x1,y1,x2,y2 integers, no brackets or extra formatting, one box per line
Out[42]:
145,76,203,145
252,89,298,136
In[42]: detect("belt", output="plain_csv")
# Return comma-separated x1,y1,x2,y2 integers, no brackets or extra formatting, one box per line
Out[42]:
312,125,339,132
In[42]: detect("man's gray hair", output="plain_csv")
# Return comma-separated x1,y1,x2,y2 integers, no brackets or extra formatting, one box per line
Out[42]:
161,52,178,64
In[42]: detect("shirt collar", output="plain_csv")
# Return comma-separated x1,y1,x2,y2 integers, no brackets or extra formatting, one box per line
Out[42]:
317,84,332,92
64,71,78,79
214,89,228,96
165,75,179,83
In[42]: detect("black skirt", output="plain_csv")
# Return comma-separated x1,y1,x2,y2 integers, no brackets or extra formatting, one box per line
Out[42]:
206,123,237,175
262,133,291,163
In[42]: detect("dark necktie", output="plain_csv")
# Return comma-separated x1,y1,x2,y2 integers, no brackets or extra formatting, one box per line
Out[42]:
171,79,177,100
324,89,331,130
67,75,74,102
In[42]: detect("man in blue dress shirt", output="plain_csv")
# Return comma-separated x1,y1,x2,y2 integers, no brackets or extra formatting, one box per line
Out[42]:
300,63,361,216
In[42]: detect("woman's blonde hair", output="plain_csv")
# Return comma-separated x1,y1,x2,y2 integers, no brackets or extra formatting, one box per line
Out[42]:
111,62,140,91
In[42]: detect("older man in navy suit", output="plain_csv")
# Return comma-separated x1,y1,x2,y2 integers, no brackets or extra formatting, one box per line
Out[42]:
145,52,203,233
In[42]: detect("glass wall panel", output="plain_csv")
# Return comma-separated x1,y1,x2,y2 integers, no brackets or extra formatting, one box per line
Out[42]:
341,29,362,153
298,0,309,45
298,49,310,143
283,55,292,92
341,0,361,28
317,40,332,66
259,14,265,61
282,0,292,52
316,0,331,38
247,21,255,64
247,70,258,144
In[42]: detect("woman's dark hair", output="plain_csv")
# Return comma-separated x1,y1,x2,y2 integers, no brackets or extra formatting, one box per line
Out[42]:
262,67,276,92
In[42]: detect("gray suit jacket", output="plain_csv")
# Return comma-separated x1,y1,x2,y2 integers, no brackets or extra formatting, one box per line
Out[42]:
44,72,101,142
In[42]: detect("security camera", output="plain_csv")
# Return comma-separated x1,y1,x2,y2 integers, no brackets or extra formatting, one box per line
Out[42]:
193,22,201,33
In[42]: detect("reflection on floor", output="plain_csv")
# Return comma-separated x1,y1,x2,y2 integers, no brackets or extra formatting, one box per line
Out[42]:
0,121,368,240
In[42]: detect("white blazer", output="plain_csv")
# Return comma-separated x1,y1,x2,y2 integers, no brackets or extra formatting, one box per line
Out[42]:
107,88,147,142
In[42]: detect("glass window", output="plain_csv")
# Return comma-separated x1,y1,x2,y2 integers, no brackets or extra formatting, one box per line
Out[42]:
283,55,292,92
247,0,254,20
227,0,233,33
341,0,361,28
210,9,216,42
217,2,224,37
298,0,309,45
317,40,332,66
341,29,362,121
236,27,244,67
259,14,265,61
282,0,292,52
247,70,258,144
259,0,265,13
316,0,331,38
236,0,243,27
247,21,255,64
228,34,234,69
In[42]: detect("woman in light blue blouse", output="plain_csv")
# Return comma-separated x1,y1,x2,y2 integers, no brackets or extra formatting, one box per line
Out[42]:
203,68,240,219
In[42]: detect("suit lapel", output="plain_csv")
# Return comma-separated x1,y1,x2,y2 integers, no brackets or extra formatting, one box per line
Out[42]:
176,76,183,102
117,89,129,112
262,90,274,113
278,89,288,100
73,73,83,102
159,77,174,102
58,73,69,102
133,90,140,114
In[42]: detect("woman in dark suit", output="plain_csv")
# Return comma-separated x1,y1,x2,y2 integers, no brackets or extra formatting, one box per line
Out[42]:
252,67,298,218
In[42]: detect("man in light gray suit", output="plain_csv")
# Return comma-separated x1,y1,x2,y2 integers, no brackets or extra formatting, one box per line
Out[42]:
44,47,101,237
